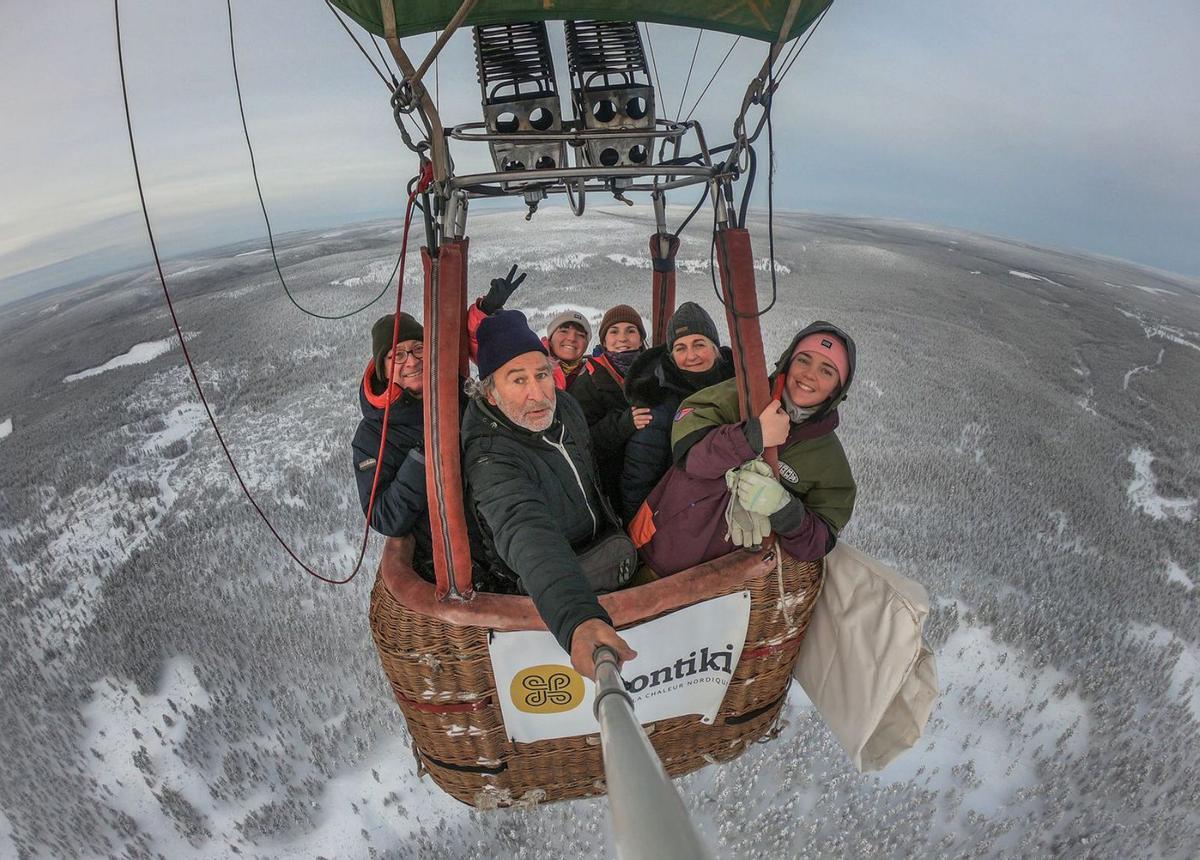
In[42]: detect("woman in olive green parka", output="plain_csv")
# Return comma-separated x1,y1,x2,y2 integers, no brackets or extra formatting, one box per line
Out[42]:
630,321,857,576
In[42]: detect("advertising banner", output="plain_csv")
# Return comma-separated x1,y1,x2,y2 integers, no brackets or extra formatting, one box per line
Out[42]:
489,591,751,743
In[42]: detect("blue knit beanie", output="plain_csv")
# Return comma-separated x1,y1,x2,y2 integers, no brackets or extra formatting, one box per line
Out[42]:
476,310,548,379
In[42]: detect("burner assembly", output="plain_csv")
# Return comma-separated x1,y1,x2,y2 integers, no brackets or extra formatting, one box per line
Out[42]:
473,22,566,180
564,20,656,169
461,18,706,215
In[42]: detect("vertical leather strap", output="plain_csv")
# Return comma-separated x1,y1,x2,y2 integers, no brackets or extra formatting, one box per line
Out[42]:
423,240,475,599
649,233,680,347
714,227,770,419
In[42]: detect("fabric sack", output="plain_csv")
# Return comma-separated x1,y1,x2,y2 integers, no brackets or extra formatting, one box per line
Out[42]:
576,527,638,594
793,542,939,772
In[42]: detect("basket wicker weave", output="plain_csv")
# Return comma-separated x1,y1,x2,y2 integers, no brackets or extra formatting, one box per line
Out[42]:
369,537,822,807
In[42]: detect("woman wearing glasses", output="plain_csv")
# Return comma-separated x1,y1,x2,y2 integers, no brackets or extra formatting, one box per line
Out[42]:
351,312,479,584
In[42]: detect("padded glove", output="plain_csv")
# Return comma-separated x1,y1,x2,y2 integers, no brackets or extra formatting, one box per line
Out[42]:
479,264,527,313
724,466,770,548
725,492,768,549
734,459,792,516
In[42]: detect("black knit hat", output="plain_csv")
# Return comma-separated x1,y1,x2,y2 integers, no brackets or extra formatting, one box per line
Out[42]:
371,312,423,382
476,309,548,379
598,304,646,344
666,302,720,349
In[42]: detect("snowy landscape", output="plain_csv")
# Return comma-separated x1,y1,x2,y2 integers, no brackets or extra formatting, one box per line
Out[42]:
1,206,1198,858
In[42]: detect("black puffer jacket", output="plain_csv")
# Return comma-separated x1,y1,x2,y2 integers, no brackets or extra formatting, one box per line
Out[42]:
620,344,734,521
568,352,637,509
461,391,612,653
351,364,432,571
351,363,489,585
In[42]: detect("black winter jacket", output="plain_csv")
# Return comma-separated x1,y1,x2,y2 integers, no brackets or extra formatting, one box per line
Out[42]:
568,352,637,511
351,365,432,572
620,345,734,521
461,391,612,653
351,364,489,585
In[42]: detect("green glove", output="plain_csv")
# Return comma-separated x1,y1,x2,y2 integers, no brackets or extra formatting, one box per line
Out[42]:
735,460,792,516
724,492,769,549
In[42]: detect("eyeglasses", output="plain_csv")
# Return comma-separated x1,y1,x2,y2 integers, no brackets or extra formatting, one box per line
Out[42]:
392,344,424,363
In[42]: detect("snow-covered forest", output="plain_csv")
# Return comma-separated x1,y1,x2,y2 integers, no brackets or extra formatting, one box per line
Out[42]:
1,207,1198,857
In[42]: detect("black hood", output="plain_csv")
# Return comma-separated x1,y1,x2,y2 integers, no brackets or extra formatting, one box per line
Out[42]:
769,321,857,420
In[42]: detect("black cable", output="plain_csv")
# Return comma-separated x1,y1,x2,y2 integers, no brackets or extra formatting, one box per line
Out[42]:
675,30,703,123
773,31,804,83
710,85,779,319
115,0,410,585
760,79,780,315
710,208,722,305
229,0,398,320
683,36,740,123
657,141,736,168
369,33,399,85
671,181,710,238
775,5,832,90
324,0,394,91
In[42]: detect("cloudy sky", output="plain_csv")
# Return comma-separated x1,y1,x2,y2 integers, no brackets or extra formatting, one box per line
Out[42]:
2,0,1198,302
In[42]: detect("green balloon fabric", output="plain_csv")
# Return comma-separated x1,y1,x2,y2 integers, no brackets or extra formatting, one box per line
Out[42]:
329,0,832,44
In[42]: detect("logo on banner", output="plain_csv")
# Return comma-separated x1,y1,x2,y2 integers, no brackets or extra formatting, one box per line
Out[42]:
489,591,751,743
511,665,584,714
622,645,735,694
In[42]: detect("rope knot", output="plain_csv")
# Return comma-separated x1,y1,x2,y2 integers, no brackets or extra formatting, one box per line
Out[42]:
415,160,434,193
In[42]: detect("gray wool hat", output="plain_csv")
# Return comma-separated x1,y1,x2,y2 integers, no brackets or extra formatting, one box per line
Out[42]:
666,302,720,349
546,309,592,344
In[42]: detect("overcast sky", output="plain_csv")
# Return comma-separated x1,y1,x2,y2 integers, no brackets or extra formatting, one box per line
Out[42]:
2,0,1198,302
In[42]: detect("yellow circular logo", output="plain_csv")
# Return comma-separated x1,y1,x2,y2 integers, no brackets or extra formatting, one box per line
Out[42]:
510,665,584,714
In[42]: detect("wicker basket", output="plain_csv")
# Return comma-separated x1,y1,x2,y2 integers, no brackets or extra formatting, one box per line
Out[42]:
369,538,822,807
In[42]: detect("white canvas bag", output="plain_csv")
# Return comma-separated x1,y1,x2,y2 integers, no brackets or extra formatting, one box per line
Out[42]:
792,542,938,772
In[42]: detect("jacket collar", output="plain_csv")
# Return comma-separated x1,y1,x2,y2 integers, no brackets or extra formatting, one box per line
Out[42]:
587,351,626,386
362,361,420,409
360,362,422,420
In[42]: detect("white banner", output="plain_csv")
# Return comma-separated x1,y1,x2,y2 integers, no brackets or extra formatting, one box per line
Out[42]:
488,591,751,743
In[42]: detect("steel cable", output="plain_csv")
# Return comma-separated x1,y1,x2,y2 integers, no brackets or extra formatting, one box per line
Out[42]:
118,0,429,584
232,0,400,320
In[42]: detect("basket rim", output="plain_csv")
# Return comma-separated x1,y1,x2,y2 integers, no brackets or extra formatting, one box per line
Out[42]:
378,535,782,632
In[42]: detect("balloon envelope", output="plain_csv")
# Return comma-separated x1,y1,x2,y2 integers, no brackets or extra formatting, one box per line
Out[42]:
329,0,832,43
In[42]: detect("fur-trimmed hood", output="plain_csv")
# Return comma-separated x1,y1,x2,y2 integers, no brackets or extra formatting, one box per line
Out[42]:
624,344,735,408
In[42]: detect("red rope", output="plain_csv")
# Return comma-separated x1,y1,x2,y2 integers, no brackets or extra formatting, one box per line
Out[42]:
212,163,427,583
180,163,429,584
118,0,436,584
349,161,436,585
125,18,430,583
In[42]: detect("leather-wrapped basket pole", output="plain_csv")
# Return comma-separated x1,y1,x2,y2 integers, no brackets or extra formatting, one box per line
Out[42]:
649,233,680,346
714,227,771,422
422,240,476,599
